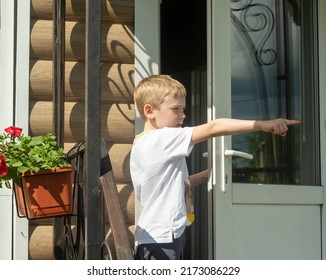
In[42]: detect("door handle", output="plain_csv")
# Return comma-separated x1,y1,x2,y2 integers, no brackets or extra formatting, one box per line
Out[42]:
203,147,253,192
224,150,253,160
221,149,253,192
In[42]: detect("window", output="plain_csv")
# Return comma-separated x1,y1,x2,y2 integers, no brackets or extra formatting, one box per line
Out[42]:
230,0,319,185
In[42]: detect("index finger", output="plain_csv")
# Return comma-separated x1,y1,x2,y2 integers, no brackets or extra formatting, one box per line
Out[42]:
284,119,301,125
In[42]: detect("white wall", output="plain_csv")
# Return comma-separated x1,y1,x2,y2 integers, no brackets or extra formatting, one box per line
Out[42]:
0,0,30,260
134,0,160,133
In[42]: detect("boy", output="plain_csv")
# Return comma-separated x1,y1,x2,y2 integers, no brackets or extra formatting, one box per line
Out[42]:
130,75,300,260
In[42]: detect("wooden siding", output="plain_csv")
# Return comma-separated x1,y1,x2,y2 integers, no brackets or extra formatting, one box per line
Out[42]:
29,0,135,260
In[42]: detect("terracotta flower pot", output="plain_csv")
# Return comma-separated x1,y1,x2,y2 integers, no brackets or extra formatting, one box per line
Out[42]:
14,167,75,219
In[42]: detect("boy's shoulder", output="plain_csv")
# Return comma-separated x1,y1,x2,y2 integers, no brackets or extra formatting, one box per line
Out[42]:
134,127,193,147
136,127,192,137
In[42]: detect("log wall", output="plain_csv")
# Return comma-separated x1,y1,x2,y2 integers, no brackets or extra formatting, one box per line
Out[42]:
28,0,135,260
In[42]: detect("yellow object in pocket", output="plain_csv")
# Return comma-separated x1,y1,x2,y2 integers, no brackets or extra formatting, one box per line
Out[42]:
187,212,195,224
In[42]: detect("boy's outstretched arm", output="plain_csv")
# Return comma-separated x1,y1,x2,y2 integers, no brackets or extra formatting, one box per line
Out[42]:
191,118,301,145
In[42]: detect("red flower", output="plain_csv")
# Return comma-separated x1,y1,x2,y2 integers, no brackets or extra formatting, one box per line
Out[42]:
0,155,8,176
4,126,23,137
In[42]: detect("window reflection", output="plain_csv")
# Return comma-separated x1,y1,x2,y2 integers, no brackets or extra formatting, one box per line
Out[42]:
230,0,304,184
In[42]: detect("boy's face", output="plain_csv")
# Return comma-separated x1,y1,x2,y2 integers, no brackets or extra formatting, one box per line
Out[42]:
152,95,186,129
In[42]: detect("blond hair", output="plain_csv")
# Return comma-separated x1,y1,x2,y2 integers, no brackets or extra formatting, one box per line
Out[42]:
134,75,187,120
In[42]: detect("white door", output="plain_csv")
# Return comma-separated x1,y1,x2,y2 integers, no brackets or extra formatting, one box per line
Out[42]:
208,0,325,259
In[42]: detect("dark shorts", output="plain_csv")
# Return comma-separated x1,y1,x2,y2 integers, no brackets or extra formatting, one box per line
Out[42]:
134,231,186,260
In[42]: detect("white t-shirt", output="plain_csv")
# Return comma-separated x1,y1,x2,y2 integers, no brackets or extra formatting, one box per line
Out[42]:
130,127,194,246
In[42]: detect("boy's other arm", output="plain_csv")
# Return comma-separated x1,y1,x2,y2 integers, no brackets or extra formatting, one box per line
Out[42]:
189,169,209,188
191,118,301,145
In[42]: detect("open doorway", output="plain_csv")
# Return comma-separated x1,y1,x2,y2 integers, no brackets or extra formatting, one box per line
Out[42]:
160,0,208,259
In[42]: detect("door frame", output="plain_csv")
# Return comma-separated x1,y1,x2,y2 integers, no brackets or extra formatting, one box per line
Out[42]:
318,0,326,259
134,0,161,224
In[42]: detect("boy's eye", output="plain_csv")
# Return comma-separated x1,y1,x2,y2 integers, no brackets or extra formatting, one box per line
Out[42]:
171,106,186,114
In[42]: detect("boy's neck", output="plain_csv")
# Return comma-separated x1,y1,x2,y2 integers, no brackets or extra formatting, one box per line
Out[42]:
143,121,158,132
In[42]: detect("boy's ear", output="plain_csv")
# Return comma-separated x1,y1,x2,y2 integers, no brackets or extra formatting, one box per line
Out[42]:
144,104,155,119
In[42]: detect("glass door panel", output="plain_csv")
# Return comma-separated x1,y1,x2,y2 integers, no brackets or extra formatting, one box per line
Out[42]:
230,0,319,185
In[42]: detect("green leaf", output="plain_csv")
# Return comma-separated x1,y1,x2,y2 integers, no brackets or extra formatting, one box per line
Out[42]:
29,136,43,146
12,161,23,167
5,181,11,189
17,166,29,173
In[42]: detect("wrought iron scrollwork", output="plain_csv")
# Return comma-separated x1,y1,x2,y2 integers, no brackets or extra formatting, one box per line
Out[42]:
231,0,277,66
101,240,113,260
63,141,86,260
64,223,78,260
